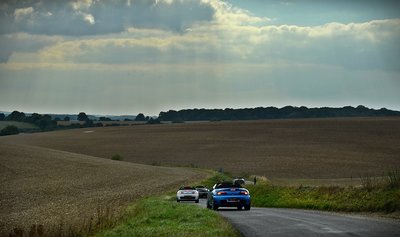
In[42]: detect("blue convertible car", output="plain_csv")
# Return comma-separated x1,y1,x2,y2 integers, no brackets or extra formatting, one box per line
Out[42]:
207,181,251,210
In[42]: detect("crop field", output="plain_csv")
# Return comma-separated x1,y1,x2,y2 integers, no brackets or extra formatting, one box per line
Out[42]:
56,120,147,127
0,143,206,236
1,117,399,180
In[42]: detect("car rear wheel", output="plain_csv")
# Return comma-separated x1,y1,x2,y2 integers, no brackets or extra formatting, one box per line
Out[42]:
195,199,199,203
177,199,180,202
237,206,242,210
244,205,251,210
212,200,218,210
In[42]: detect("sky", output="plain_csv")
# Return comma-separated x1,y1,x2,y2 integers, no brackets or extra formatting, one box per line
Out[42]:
0,0,399,116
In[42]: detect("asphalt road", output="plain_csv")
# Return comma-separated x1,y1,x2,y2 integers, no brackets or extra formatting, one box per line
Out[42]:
194,199,400,237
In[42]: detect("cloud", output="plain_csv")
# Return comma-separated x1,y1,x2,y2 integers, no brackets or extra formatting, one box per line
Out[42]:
1,0,399,71
14,7,34,22
0,0,215,35
0,0,217,61
83,13,95,25
8,17,397,71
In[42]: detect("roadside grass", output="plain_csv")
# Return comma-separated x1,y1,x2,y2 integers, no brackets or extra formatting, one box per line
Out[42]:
95,172,239,237
246,171,400,213
94,196,240,237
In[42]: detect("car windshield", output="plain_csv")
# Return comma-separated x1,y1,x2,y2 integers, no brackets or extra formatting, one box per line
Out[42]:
179,186,194,190
215,181,241,189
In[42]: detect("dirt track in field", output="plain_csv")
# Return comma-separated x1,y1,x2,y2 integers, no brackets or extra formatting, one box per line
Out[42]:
0,144,206,236
2,117,399,179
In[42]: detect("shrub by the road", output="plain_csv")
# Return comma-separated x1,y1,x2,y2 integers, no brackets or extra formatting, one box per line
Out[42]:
200,172,232,188
0,125,19,136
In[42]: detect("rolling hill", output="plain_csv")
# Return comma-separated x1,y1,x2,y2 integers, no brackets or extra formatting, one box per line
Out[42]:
2,117,399,179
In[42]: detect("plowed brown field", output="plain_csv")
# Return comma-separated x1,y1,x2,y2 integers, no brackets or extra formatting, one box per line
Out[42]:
2,117,399,179
0,144,206,235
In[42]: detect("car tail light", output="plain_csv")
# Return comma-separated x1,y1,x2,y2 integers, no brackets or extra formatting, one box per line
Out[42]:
240,191,249,195
217,191,227,195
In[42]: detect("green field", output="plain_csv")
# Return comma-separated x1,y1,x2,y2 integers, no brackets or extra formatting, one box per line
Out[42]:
0,121,39,130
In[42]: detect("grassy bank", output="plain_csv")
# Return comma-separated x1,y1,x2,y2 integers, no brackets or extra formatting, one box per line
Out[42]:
94,172,239,237
94,196,240,237
246,172,400,214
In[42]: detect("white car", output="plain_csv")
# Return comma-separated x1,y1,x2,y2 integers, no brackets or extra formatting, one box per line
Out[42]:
176,186,199,203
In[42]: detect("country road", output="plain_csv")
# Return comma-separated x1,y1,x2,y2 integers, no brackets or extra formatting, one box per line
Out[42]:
194,199,400,237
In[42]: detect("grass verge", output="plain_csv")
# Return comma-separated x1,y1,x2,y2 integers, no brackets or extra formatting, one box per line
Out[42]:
247,185,400,213
93,196,240,237
246,172,400,214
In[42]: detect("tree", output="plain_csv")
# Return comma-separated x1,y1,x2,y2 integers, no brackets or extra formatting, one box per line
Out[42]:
0,113,5,121
84,119,94,127
147,117,161,124
26,113,42,123
0,125,19,136
6,111,25,121
135,113,146,121
37,115,54,130
77,112,89,121
99,117,112,121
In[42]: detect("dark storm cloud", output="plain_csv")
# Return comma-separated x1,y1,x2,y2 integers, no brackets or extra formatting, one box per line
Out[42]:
0,0,215,35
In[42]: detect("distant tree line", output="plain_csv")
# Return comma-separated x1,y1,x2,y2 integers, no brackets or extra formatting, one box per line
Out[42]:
158,106,400,121
0,111,57,130
0,110,160,136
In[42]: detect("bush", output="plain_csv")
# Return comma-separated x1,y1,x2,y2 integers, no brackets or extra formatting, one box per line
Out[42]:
386,170,400,189
147,118,161,124
0,125,19,136
111,154,123,161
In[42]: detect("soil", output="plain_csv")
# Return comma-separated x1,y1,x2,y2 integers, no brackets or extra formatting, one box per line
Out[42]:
0,144,206,235
1,117,399,179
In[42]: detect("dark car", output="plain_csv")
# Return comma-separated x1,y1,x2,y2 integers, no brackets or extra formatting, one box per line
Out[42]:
195,185,209,198
207,181,251,211
233,178,246,186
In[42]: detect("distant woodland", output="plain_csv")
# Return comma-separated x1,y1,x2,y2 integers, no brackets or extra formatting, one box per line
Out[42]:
2,106,399,134
159,106,400,122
